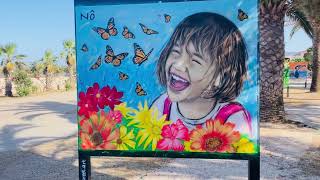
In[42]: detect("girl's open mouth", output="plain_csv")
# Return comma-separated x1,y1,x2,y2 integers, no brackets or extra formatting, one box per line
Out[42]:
169,73,190,91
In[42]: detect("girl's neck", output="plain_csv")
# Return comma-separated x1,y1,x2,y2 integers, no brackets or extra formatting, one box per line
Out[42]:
177,98,217,119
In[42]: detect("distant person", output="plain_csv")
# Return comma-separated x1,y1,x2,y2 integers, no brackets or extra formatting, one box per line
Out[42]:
294,66,300,78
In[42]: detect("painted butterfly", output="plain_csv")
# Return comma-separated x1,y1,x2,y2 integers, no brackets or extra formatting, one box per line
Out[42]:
90,55,102,70
81,44,88,52
139,23,159,35
92,17,118,40
135,82,147,96
122,26,135,39
238,9,248,21
119,72,129,80
132,43,154,66
105,45,128,67
164,14,171,23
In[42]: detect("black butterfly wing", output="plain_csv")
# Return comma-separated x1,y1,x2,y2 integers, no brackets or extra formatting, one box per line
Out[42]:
90,56,102,70
105,45,115,63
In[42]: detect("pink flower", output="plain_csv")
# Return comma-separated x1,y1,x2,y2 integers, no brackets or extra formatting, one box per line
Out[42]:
107,110,123,124
157,119,189,151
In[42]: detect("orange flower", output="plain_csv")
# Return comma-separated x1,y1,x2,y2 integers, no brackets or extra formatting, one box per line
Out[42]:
190,119,240,152
79,110,120,150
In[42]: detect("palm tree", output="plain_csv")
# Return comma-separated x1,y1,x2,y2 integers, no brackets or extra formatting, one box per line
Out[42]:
0,43,26,96
61,40,76,88
40,50,59,90
292,0,320,92
260,0,290,122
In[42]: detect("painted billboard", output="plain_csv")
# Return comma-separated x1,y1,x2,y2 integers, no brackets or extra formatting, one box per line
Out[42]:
75,0,259,156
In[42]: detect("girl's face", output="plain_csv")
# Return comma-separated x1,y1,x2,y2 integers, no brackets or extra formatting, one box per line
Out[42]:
165,42,217,102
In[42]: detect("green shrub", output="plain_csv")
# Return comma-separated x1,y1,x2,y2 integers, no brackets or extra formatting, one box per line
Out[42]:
65,80,72,91
13,70,33,96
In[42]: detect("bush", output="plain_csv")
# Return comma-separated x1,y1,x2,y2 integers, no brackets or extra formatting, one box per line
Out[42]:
13,70,33,96
65,80,72,91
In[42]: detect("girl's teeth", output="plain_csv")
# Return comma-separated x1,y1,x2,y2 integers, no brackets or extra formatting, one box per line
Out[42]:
172,74,188,83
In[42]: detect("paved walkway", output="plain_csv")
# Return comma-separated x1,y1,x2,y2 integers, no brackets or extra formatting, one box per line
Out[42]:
284,88,320,129
0,90,319,179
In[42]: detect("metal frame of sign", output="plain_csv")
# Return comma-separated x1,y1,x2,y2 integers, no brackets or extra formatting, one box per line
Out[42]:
74,0,260,179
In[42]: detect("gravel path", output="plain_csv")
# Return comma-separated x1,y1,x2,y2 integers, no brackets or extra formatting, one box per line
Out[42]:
0,90,319,180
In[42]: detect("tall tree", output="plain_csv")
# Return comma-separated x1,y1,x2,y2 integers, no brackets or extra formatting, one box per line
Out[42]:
260,0,290,122
293,0,320,92
61,40,76,88
40,50,59,90
0,43,26,96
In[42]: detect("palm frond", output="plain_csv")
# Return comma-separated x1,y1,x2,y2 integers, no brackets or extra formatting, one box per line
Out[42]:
286,8,313,39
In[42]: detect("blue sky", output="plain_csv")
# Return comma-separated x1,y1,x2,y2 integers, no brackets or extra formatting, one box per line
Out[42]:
0,0,312,64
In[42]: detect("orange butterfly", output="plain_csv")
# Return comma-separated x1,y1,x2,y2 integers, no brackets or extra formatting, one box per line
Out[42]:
90,55,102,70
92,17,118,40
122,26,135,39
119,72,129,80
105,45,128,67
238,9,248,21
135,82,147,96
132,43,154,66
164,14,171,23
139,23,158,35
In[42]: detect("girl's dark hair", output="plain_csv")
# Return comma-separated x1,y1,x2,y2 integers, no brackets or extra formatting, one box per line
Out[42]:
157,12,248,102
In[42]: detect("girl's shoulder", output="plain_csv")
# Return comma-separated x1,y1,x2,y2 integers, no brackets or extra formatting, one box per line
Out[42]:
150,93,168,113
217,102,252,135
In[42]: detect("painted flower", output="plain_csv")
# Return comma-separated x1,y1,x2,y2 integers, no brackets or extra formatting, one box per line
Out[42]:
189,119,240,152
128,101,152,127
157,119,189,151
86,83,105,109
232,136,256,153
79,110,120,150
101,86,123,110
78,92,98,118
106,110,123,124
113,126,136,150
115,102,134,118
136,108,170,150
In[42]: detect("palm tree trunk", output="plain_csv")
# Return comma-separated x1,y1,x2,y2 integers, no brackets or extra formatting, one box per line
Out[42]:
68,66,76,89
45,73,52,90
310,27,320,92
260,1,287,122
5,73,13,97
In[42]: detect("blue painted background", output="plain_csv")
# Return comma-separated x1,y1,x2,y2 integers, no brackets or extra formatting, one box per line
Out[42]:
75,0,259,140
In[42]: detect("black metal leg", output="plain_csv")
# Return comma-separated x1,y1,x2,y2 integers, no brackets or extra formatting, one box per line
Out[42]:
79,151,91,180
248,156,260,180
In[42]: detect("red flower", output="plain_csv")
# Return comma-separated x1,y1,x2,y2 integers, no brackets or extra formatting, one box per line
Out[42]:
157,119,189,151
101,86,123,110
78,92,98,118
86,83,105,109
189,119,240,152
80,111,120,150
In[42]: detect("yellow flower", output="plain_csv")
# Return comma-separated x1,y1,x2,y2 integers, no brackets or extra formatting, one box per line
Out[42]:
233,137,256,153
136,108,170,150
115,103,133,118
128,101,152,127
114,126,136,150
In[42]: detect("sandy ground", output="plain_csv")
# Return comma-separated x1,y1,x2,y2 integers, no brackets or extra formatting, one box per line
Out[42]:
0,90,319,180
